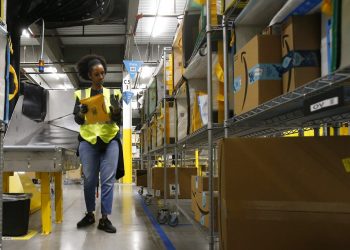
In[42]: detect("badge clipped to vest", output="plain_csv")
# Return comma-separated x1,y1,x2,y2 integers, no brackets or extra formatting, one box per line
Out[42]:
80,94,110,124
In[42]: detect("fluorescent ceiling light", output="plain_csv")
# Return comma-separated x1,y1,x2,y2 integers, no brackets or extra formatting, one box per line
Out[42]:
21,29,30,38
152,17,167,37
140,66,153,79
46,67,57,73
149,0,175,15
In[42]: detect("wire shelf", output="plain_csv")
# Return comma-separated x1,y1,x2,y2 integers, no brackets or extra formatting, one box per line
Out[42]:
226,67,350,137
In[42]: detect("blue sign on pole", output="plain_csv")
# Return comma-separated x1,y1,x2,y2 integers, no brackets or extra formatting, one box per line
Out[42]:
122,91,134,105
123,60,143,80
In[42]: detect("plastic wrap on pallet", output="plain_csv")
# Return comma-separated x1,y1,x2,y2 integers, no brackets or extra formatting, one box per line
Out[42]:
177,83,189,141
183,48,218,80
269,0,321,26
156,105,176,147
234,0,287,26
173,21,184,88
148,78,157,117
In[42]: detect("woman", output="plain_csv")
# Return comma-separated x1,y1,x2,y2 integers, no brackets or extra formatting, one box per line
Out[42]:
73,54,122,233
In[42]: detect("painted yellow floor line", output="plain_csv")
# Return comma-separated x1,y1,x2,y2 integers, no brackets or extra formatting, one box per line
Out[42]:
2,230,38,240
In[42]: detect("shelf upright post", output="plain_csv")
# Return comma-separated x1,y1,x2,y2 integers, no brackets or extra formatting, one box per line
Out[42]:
174,144,179,211
206,1,215,249
298,128,304,137
147,125,152,195
162,48,173,206
140,133,144,169
223,15,230,138
314,127,320,136
334,123,340,136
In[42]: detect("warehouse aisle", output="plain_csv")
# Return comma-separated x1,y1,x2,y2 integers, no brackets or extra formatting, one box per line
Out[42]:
3,183,209,250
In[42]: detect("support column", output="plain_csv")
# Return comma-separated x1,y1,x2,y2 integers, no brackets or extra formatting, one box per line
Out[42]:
122,74,133,184
40,172,51,235
54,172,63,223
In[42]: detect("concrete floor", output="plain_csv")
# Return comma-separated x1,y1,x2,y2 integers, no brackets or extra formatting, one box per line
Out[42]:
3,183,210,250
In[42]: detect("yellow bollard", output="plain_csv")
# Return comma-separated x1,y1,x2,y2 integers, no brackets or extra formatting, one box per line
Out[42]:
195,149,201,176
54,172,63,224
40,172,51,235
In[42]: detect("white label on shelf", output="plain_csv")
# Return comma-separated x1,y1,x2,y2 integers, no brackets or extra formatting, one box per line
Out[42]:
169,184,180,196
310,96,339,112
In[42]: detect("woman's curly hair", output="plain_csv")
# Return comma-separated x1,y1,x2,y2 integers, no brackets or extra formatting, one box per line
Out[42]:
76,54,107,81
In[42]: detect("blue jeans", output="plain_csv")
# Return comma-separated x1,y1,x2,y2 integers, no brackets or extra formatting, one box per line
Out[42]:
79,140,119,215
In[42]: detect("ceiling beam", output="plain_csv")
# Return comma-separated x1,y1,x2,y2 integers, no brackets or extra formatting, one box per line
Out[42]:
20,62,123,68
31,34,126,38
62,45,125,65
124,0,140,60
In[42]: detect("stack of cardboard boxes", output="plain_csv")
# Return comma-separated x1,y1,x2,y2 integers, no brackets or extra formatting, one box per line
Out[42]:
191,176,219,230
234,14,321,115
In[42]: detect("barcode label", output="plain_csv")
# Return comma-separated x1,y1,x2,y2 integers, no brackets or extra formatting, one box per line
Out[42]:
310,97,339,112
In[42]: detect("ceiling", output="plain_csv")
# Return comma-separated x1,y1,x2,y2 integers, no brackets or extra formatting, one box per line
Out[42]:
134,0,187,45
9,0,188,91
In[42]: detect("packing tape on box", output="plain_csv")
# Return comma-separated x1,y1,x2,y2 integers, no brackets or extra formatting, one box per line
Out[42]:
281,50,321,73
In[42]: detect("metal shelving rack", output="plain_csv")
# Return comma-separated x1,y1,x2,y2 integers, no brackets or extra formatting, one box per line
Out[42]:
139,1,350,249
218,1,350,247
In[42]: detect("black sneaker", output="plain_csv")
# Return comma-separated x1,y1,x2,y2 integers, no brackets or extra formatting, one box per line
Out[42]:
77,213,95,228
97,218,117,233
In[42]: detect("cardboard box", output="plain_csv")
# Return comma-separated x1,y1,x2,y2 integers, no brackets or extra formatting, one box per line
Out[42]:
282,15,320,93
234,35,282,115
191,176,219,211
219,137,350,250
156,103,176,147
191,176,218,193
152,167,197,199
193,191,218,231
66,166,81,180
135,169,147,187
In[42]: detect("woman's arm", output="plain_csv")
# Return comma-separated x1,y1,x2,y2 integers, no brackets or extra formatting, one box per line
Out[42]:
73,97,85,125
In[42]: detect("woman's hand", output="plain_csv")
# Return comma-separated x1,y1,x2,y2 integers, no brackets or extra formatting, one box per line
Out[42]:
79,104,88,114
109,95,121,115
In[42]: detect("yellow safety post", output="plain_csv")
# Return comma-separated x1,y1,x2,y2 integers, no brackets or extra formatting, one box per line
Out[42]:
3,172,13,193
40,172,51,235
122,75,133,184
54,172,63,224
195,149,201,176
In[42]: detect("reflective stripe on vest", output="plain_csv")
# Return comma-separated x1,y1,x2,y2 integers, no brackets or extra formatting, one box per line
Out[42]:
74,87,122,144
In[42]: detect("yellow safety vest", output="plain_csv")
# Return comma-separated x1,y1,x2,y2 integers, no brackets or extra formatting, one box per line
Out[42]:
74,87,122,145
